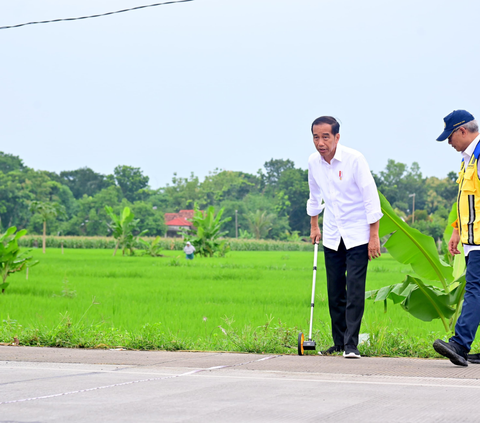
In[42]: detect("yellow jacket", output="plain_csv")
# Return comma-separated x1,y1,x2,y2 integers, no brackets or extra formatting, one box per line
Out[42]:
453,143,480,244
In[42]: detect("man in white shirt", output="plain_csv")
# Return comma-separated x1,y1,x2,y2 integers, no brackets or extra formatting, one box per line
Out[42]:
433,110,480,367
307,116,382,359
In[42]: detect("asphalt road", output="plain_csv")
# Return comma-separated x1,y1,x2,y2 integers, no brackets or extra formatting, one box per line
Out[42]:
1,346,480,422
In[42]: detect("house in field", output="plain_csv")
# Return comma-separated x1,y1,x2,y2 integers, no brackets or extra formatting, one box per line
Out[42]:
164,210,195,237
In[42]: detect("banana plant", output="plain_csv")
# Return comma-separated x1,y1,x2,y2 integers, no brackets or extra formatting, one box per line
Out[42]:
0,226,38,294
138,236,163,257
105,206,148,256
366,193,466,333
186,204,231,257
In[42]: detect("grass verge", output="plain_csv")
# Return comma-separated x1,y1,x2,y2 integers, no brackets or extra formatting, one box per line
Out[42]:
0,249,461,358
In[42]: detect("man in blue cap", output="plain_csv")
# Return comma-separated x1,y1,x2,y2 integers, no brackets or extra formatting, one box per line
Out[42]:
434,109,480,366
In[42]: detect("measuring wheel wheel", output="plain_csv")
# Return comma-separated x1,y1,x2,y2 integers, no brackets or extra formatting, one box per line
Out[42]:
298,332,305,356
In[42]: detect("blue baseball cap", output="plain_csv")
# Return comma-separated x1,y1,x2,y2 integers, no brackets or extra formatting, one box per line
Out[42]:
437,110,475,141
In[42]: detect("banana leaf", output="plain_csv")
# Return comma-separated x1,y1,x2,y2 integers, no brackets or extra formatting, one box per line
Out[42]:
443,202,456,246
401,276,456,322
447,275,466,305
379,192,453,289
367,275,466,331
365,278,417,313
443,202,466,280
366,278,416,304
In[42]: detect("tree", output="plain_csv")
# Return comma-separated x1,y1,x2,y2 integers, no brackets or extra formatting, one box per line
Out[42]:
0,172,22,231
63,185,123,236
161,172,202,210
277,167,310,234
246,210,275,239
374,160,427,213
243,194,290,239
105,206,147,256
187,204,231,257
59,167,112,199
0,149,464,243
424,174,458,214
263,159,295,187
443,171,459,204
130,201,166,236
0,169,63,231
57,185,78,221
218,200,249,237
29,201,64,253
0,152,25,174
200,169,259,205
0,227,38,294
114,165,150,203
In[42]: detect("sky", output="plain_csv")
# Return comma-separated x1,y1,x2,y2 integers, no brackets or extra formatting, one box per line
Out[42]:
2,0,480,189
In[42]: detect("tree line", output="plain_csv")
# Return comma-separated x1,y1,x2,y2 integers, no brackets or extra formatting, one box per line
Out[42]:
0,152,457,240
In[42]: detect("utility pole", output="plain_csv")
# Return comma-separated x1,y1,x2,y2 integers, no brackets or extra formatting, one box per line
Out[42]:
235,210,238,238
409,193,416,224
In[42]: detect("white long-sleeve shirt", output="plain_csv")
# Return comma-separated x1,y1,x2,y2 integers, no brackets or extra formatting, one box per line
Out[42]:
184,245,196,254
307,143,383,251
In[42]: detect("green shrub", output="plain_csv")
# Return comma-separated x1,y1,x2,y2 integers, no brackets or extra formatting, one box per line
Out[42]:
18,236,316,252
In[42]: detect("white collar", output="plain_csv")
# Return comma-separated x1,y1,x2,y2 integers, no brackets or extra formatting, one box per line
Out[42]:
320,143,343,165
462,134,480,162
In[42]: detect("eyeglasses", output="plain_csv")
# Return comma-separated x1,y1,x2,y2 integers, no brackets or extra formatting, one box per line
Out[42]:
448,127,461,142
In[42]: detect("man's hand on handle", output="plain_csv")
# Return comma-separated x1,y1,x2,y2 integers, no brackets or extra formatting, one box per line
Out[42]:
310,215,321,244
310,226,321,244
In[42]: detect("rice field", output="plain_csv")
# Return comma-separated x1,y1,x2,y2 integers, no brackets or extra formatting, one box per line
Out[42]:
0,248,465,356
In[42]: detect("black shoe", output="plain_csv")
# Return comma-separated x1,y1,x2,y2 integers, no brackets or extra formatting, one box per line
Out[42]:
343,345,361,359
433,339,468,367
319,345,343,355
467,353,480,364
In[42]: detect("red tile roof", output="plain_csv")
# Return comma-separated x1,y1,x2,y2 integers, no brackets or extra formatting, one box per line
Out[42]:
166,217,193,227
165,209,196,223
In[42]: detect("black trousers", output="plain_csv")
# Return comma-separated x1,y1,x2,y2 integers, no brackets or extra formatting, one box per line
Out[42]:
323,239,369,348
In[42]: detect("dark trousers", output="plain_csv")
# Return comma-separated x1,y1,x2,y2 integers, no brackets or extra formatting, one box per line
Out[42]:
451,250,480,352
324,239,369,348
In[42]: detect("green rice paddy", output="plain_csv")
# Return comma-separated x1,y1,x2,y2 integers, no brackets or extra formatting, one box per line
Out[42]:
0,248,467,356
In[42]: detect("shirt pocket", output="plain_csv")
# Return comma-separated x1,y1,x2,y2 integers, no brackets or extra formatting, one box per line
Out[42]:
462,167,478,194
337,169,354,186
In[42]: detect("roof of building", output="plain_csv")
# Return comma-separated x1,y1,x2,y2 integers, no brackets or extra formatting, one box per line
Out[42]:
166,217,193,227
165,209,196,223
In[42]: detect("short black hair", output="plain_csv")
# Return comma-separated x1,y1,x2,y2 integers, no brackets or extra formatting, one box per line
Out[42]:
311,116,340,135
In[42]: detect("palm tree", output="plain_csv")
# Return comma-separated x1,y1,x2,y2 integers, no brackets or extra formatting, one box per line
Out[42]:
29,201,63,253
246,210,275,239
